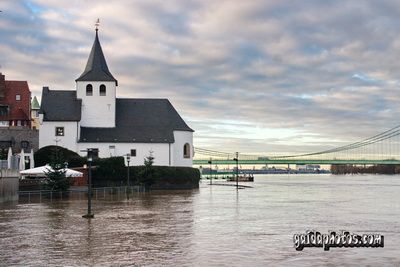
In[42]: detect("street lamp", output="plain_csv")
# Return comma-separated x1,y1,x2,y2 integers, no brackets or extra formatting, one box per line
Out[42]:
82,148,97,219
233,152,239,189
126,154,131,187
125,154,131,199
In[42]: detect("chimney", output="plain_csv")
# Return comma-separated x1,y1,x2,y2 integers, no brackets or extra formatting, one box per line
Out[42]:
0,73,5,98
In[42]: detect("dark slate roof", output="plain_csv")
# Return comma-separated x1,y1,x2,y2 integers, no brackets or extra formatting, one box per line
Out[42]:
40,87,81,121
76,30,118,85
80,98,193,143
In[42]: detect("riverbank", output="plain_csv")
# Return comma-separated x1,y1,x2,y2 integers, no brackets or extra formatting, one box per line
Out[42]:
331,164,400,174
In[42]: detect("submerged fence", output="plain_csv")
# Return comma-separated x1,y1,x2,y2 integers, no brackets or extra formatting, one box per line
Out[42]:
0,155,21,170
18,186,145,203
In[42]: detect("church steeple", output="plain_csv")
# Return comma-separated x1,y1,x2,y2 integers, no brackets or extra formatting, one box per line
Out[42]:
75,23,117,128
76,29,118,85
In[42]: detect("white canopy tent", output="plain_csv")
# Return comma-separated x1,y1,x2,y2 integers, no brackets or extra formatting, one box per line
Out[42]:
19,149,25,171
7,147,12,169
29,150,34,169
20,165,83,177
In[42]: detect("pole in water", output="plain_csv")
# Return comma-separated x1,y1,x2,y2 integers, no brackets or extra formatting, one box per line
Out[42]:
234,152,239,189
208,158,212,185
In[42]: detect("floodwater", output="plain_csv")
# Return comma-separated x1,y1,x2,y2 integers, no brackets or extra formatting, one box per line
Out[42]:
1,174,400,266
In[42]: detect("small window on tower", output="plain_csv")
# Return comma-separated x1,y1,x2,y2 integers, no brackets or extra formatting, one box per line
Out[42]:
55,127,64,136
86,84,93,96
183,143,190,158
100,84,106,96
16,94,21,101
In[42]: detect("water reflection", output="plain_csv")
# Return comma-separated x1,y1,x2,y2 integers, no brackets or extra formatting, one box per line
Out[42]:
1,176,400,266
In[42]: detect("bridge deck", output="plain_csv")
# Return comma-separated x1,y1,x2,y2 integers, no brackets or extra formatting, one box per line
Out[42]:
193,159,400,165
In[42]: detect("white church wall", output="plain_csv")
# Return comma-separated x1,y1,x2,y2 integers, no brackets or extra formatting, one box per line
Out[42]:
39,121,78,151
76,81,116,128
76,142,171,166
171,131,193,167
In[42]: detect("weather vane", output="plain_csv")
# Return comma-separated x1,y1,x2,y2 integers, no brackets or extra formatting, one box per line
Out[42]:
95,18,100,31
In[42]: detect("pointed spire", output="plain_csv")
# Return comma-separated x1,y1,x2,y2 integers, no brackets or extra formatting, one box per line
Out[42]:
31,96,40,110
76,28,118,85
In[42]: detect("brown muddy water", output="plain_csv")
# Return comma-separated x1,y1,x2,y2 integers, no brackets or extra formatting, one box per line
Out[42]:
1,174,400,266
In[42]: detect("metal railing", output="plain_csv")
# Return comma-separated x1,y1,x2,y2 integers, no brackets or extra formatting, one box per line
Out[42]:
0,160,7,169
18,186,146,203
0,155,20,170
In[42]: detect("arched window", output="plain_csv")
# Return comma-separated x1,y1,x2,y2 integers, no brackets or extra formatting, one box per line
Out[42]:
100,84,106,96
183,143,190,158
86,84,93,96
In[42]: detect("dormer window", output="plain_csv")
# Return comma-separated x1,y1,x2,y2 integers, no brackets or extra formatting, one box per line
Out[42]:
86,84,93,96
100,84,106,96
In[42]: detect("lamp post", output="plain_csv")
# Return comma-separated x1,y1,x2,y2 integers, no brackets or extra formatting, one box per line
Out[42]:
233,152,239,189
126,154,131,199
126,154,131,187
83,148,95,219
208,158,212,185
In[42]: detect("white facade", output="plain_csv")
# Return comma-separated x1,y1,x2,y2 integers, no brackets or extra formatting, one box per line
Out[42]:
76,81,116,128
171,131,193,167
39,122,194,167
75,131,193,167
77,143,170,165
39,121,79,151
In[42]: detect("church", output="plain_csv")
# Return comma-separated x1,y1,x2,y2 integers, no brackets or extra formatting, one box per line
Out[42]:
39,28,194,167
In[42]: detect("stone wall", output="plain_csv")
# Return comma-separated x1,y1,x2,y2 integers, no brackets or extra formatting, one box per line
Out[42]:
0,169,19,203
0,127,39,153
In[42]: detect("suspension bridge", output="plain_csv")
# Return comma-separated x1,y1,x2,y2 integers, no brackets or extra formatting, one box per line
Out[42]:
193,124,400,166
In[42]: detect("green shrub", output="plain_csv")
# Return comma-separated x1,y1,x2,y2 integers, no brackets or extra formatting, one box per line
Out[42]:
92,157,126,181
68,156,87,168
91,157,200,188
35,149,200,189
41,147,71,192
34,146,82,167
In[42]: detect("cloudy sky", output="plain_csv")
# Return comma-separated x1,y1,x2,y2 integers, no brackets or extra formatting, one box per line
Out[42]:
1,0,400,155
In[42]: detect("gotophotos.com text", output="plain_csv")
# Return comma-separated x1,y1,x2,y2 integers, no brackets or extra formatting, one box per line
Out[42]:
293,230,384,251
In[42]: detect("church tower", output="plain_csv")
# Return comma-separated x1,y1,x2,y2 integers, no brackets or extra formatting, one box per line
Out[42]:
76,28,118,128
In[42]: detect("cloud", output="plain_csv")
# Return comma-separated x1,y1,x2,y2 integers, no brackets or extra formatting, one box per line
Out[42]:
1,0,400,155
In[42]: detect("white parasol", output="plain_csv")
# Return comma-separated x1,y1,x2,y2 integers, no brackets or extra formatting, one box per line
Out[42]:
7,147,12,169
20,165,83,177
19,149,25,171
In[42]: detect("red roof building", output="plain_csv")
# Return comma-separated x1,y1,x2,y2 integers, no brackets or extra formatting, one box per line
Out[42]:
0,73,31,127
